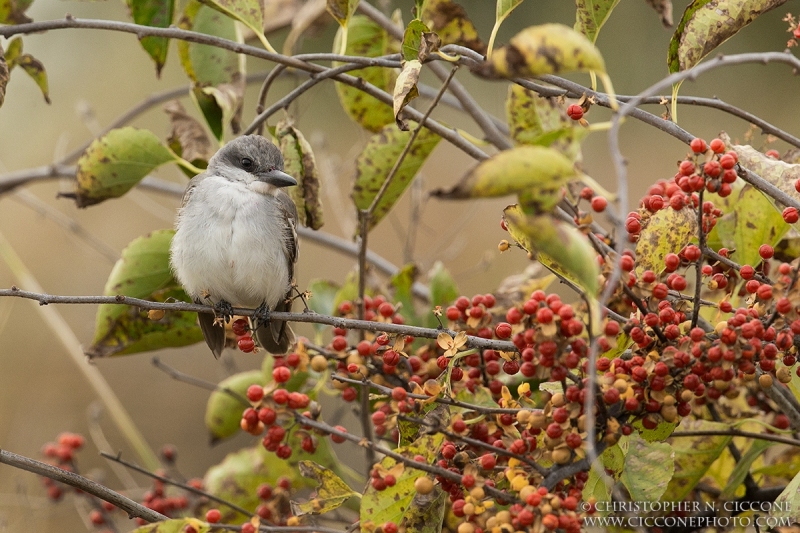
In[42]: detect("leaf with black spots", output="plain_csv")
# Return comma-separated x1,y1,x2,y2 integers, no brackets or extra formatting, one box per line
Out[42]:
0,0,33,24
290,461,358,516
86,230,203,358
276,119,324,229
352,123,440,230
333,15,395,131
421,0,485,53
574,0,621,44
393,59,421,130
127,0,175,75
71,127,176,207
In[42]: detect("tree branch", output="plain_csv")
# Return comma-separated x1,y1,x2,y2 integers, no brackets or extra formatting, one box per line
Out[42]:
0,448,167,523
0,287,517,352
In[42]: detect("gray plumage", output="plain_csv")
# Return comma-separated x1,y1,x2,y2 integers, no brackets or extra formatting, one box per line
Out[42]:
170,135,298,358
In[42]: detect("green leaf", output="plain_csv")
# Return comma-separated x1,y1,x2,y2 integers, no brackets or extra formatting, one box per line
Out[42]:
574,0,621,44
661,419,732,502
404,486,447,533
291,461,358,516
632,418,677,442
503,207,600,297
3,37,49,104
432,146,577,212
86,230,204,358
360,433,444,527
620,432,674,502
333,15,395,132
390,263,418,324
204,445,321,523
489,23,606,77
668,0,787,73
402,19,430,62
205,370,263,442
178,0,241,86
772,468,800,519
352,122,441,231
393,59,421,131
581,467,612,516
72,127,175,207
307,279,340,334
197,0,265,47
129,519,209,533
634,203,698,277
127,0,175,76
421,0,485,53
276,119,324,230
719,438,774,499
707,179,789,269
0,0,32,24
178,0,244,139
428,261,458,309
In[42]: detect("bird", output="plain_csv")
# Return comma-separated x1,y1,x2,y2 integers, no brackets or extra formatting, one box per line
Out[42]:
170,135,298,358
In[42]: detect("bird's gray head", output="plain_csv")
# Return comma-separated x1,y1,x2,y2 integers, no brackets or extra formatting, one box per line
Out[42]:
209,135,297,188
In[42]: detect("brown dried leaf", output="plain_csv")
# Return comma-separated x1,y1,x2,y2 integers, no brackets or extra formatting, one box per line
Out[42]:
163,100,215,165
392,59,420,130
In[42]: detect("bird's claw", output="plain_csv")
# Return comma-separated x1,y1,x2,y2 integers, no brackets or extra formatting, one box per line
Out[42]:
253,302,271,330
213,300,235,326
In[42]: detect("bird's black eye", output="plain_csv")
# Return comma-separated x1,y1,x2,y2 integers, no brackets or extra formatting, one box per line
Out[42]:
241,157,253,169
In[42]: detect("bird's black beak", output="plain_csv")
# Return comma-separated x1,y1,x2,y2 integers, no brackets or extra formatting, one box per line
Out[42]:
260,169,297,188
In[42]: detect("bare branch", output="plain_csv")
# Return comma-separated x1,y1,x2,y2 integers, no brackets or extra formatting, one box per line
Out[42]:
0,287,517,352
0,448,167,523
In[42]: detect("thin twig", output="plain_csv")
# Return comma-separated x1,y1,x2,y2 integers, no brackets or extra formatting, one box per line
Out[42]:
151,357,250,405
671,429,800,448
99,452,257,520
0,448,167,523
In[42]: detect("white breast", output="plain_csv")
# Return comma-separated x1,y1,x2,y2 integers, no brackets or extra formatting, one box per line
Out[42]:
170,175,290,309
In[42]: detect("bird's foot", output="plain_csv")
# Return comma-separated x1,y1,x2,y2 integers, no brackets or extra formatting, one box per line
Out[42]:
212,300,235,327
253,302,271,330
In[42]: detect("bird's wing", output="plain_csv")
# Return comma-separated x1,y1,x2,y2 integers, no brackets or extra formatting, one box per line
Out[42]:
180,170,210,208
276,190,299,277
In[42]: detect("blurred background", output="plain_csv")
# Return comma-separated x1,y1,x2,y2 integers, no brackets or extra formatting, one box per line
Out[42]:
0,0,797,531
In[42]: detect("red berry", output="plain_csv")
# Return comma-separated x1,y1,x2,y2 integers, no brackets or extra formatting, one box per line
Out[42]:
342,386,357,402
332,335,348,351
238,336,255,353
89,509,105,525
709,138,725,153
206,509,221,523
480,454,496,470
273,366,291,383
246,384,264,402
495,322,512,339
546,423,563,439
766,149,780,159
232,318,249,336
784,207,799,224
331,426,347,443
378,302,394,317
242,524,256,533
454,296,470,311
445,306,461,321
383,522,399,533
567,104,583,120
690,138,707,153
591,196,608,212
391,387,407,401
